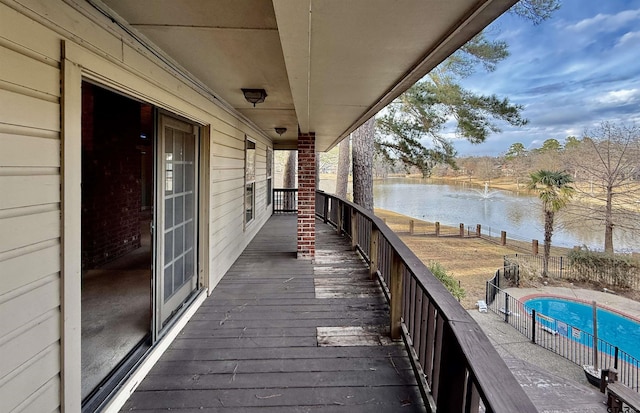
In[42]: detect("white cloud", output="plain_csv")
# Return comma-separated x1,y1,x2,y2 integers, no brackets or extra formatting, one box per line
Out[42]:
595,89,640,106
568,9,640,33
616,31,640,47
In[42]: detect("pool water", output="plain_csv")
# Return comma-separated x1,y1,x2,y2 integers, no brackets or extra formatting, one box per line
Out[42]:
524,297,640,360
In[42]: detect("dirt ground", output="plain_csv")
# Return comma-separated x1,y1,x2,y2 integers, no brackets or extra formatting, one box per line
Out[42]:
374,207,640,308
375,208,522,309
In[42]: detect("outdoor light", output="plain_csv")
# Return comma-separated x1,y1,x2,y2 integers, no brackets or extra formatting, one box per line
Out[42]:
275,127,287,136
241,88,267,106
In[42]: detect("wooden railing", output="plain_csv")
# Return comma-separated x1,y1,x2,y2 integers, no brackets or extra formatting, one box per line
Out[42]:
273,188,298,213
315,191,537,413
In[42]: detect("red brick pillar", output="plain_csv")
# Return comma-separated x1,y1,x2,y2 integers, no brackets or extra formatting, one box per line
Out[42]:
297,133,316,259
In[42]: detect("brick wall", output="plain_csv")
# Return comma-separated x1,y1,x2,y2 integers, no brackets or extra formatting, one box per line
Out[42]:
297,133,316,259
81,84,143,268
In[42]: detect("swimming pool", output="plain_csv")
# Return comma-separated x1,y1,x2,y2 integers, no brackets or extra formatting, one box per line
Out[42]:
524,297,640,360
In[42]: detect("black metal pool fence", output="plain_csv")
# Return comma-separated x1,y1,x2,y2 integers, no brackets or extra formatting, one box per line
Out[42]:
503,253,640,290
485,281,639,393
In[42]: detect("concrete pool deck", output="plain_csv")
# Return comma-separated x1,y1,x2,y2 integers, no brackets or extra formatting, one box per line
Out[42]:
470,309,608,412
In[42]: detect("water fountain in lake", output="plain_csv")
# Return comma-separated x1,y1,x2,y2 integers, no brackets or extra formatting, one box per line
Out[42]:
472,182,500,199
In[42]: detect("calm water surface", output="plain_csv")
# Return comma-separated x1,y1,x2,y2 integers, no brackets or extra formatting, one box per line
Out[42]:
374,178,638,252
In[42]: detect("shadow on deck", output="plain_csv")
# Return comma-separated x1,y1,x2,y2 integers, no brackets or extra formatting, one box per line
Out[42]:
122,215,425,412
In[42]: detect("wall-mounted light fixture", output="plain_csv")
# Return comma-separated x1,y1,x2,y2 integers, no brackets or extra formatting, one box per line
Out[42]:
275,127,287,136
241,88,267,106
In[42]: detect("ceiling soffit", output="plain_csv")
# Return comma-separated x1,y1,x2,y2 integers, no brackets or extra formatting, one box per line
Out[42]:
99,0,517,151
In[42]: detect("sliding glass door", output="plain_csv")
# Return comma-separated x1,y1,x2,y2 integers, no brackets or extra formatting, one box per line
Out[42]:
157,114,199,328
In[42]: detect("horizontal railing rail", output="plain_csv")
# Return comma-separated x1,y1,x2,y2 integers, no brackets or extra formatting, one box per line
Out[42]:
316,190,537,413
486,282,640,393
273,188,298,213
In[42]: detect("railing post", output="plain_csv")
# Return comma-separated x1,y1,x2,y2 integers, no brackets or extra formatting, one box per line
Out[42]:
323,194,329,223
532,239,539,255
531,309,536,343
336,201,343,235
504,292,509,323
435,324,466,412
435,222,440,236
390,251,404,340
369,226,379,280
459,223,464,237
409,220,414,235
485,281,489,306
476,224,481,237
350,207,358,249
501,230,507,245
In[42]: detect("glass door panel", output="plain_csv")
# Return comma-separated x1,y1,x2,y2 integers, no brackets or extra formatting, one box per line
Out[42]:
157,115,199,327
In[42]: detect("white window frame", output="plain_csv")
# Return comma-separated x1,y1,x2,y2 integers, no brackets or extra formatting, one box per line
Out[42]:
266,147,273,208
245,137,256,226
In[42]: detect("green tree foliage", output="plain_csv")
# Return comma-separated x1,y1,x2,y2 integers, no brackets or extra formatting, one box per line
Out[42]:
563,135,581,150
374,9,545,176
347,0,560,206
536,138,562,153
505,142,527,160
527,170,575,277
428,261,466,301
510,0,561,24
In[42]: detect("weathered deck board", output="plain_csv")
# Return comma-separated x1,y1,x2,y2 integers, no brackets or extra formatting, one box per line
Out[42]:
122,215,425,412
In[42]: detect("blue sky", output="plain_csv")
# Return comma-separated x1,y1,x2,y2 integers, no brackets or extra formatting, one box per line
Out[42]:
450,0,640,157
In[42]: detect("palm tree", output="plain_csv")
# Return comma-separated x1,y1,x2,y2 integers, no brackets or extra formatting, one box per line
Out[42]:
527,170,575,277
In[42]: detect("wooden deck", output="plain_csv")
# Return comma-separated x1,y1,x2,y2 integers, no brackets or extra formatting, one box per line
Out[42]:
122,215,425,412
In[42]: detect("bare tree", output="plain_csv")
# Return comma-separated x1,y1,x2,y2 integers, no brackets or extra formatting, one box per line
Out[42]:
352,118,375,211
477,156,499,182
335,138,350,198
566,123,640,253
318,146,339,174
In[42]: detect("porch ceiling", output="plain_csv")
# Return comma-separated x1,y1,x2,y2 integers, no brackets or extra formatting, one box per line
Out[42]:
99,0,516,151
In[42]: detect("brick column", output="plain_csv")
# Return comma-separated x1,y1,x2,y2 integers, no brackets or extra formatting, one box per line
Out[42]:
297,133,316,260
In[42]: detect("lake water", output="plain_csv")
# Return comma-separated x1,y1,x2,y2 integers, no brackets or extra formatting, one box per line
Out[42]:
373,178,639,253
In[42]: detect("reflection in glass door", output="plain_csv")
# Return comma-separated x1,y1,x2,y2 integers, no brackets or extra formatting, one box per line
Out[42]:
157,115,199,327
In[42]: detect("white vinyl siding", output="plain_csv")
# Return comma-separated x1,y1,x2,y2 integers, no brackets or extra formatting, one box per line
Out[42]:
0,0,275,410
0,2,62,411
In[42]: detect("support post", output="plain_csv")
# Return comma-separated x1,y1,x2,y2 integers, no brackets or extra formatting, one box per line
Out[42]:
390,251,404,340
297,133,316,259
459,223,464,237
532,239,539,255
476,224,481,237
409,220,414,235
369,226,379,280
435,222,440,236
501,231,507,245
